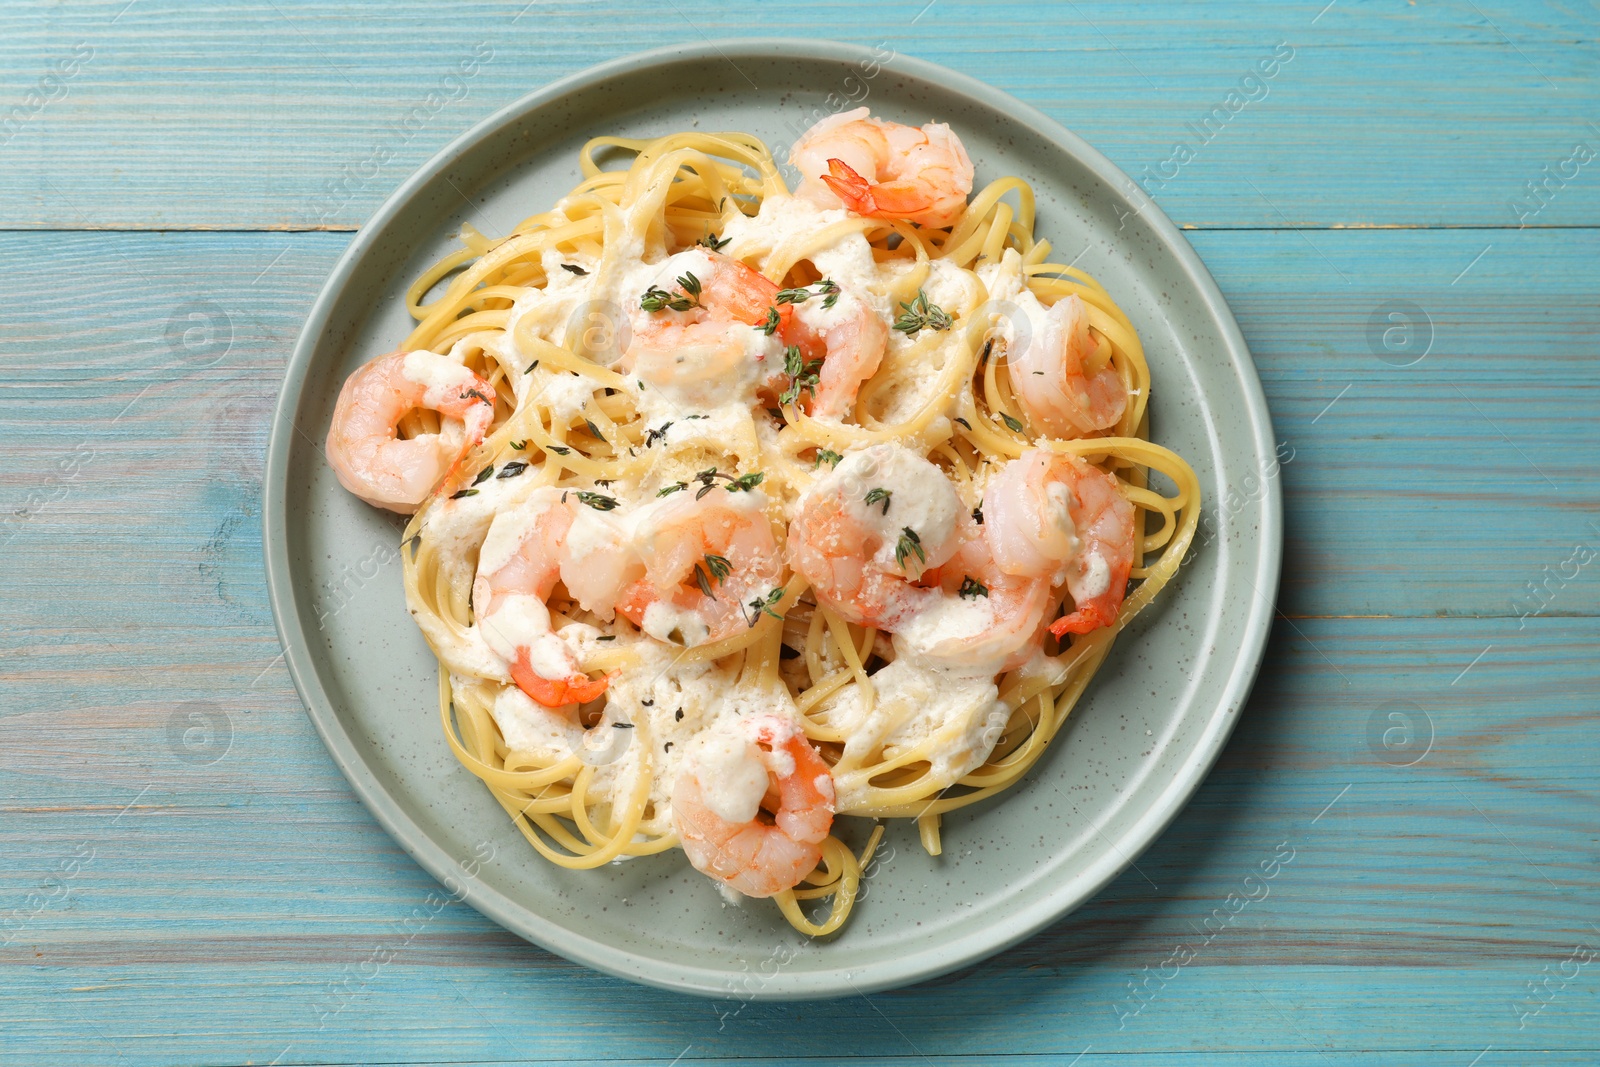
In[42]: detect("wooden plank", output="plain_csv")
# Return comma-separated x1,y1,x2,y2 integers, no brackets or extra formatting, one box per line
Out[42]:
0,1,1595,229
2,617,1597,1064
2,227,1595,623
0,233,1596,1058
2,5,1597,1059
1184,225,1600,619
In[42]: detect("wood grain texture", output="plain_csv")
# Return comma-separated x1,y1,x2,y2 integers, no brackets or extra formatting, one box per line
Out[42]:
3,618,1598,1063
0,1,1595,229
1,0,1597,1063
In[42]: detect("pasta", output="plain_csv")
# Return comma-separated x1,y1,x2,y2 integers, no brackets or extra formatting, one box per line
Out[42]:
323,111,1199,937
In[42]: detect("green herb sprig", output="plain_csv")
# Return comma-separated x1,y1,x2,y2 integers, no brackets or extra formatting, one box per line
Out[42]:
694,553,732,598
778,345,822,407
892,289,954,338
774,279,841,309
744,587,786,628
688,466,765,499
640,272,703,313
894,526,926,571
573,491,619,511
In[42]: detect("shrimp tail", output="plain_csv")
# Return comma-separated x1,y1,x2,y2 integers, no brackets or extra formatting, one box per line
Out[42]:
1049,602,1117,638
821,157,944,223
821,158,877,215
510,649,614,708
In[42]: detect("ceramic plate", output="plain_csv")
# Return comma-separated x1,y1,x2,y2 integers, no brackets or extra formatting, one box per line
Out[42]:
263,39,1280,999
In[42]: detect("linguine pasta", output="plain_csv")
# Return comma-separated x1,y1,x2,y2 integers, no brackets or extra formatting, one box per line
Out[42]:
332,122,1199,936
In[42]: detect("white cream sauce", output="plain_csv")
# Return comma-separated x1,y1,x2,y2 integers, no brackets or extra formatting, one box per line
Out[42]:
410,191,1059,826
810,443,961,578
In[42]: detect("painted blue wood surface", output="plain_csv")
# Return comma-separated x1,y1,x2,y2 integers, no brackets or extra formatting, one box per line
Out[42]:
1,2,1597,1065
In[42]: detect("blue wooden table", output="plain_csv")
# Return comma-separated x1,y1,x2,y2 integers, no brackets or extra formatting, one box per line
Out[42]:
3,2,1597,1063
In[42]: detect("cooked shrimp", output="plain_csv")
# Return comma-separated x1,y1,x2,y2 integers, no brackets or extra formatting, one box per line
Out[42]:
672,715,835,899
791,107,975,228
326,349,495,513
1007,294,1126,439
615,487,783,645
786,443,962,629
896,449,1135,665
624,249,791,404
473,488,628,707
782,281,888,419
984,448,1135,637
904,510,1054,671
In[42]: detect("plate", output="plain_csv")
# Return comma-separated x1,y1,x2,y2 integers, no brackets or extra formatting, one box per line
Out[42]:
263,39,1280,999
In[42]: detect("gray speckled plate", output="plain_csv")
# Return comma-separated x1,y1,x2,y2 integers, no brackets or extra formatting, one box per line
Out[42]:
263,39,1279,1000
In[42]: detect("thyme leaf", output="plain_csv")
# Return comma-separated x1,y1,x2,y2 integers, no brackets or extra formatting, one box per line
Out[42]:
864,487,892,515
694,553,731,598
640,272,704,313
692,465,729,500
892,289,954,338
778,344,822,407
894,526,926,571
744,586,786,627
958,576,989,599
573,491,619,511
774,279,841,309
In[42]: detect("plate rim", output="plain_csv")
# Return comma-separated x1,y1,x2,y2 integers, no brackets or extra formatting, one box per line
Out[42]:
263,37,1282,1000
